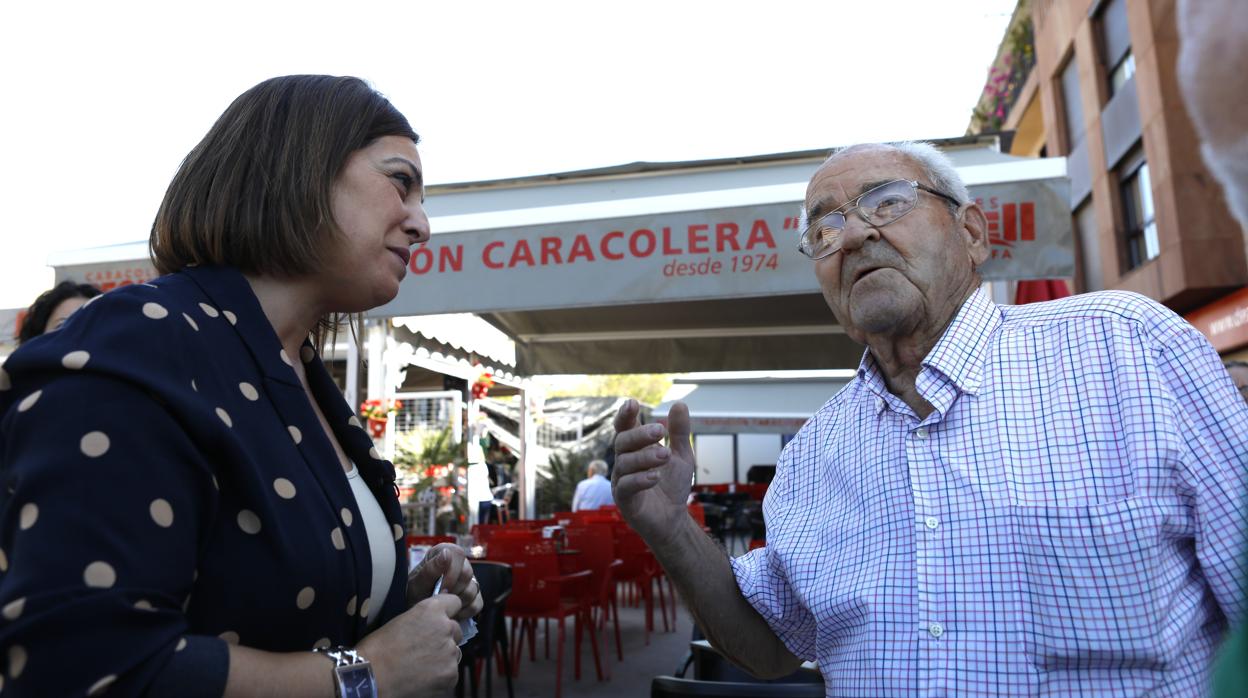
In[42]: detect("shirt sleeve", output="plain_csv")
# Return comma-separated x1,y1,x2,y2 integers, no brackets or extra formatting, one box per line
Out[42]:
729,425,819,662
0,372,227,697
1155,322,1248,625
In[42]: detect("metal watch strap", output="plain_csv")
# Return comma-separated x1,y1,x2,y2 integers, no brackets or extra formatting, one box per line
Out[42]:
314,646,366,668
313,646,377,698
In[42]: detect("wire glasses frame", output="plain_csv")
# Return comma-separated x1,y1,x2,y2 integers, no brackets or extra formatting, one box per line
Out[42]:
797,179,963,260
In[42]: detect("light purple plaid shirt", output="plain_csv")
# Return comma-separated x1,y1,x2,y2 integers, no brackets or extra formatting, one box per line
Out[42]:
732,288,1248,697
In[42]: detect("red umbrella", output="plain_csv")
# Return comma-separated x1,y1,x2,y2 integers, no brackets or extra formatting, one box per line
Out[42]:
1014,279,1071,304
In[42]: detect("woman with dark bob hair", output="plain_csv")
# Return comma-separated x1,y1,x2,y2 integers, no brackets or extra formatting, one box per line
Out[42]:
0,75,480,697
17,280,101,344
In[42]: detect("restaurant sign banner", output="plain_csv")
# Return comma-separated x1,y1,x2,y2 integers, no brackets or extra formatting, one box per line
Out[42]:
372,176,1073,317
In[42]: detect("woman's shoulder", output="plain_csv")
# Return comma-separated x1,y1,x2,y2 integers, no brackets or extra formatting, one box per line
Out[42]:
1,273,232,405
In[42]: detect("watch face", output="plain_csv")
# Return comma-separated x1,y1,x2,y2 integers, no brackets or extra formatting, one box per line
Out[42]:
335,665,378,698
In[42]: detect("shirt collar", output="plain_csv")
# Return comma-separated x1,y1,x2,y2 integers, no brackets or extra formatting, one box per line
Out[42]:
854,287,1001,412
919,287,1001,396
178,264,303,387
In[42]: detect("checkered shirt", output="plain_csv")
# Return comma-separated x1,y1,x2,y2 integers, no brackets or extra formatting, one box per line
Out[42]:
732,288,1248,697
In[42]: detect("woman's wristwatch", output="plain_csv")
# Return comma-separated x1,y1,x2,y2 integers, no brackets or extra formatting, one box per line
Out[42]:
313,646,378,698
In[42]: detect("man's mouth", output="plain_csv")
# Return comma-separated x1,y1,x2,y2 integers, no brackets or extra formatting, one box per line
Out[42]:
853,266,886,284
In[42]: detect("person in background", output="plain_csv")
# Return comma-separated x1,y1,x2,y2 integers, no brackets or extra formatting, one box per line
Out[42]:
613,140,1246,696
571,459,613,512
16,280,100,344
0,75,480,697
1177,0,1248,693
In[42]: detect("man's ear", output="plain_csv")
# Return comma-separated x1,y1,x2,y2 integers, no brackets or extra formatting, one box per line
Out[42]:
960,202,990,267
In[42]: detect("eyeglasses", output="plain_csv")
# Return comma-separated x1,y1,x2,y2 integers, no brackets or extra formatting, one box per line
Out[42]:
797,179,963,260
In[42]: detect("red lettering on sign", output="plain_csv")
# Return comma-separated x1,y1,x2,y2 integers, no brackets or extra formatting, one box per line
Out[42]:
1021,202,1035,241
688,224,710,254
411,247,434,274
540,237,563,265
661,227,683,255
716,222,741,251
509,240,535,268
745,219,776,250
567,234,595,263
439,245,463,272
1003,203,1017,241
601,231,625,260
630,229,657,257
483,241,505,269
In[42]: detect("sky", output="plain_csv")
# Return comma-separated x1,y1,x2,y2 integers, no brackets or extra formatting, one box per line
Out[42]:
0,0,1016,310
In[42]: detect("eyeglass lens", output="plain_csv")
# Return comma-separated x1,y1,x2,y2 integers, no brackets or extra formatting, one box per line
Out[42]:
802,180,918,257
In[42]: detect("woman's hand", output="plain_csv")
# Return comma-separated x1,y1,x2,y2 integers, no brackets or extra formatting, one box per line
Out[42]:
358,593,464,697
407,543,483,620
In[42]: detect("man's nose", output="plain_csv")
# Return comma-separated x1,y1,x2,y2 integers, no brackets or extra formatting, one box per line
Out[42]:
837,214,880,253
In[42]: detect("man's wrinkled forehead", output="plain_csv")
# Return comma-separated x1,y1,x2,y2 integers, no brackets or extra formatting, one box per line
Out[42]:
804,146,921,220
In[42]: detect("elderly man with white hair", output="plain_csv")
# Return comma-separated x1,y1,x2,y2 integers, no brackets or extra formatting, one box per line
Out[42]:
613,140,1248,696
571,459,614,512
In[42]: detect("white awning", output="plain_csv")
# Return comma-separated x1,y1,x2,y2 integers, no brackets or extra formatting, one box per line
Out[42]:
654,374,853,434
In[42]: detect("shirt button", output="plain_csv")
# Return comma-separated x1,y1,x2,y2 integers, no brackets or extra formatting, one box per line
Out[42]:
914,427,929,439
874,397,885,411
925,516,939,530
928,622,944,638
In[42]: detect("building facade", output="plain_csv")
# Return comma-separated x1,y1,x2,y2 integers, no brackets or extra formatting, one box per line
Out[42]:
971,0,1248,358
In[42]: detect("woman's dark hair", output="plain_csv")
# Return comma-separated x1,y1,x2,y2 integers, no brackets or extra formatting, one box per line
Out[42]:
150,75,418,277
18,281,101,344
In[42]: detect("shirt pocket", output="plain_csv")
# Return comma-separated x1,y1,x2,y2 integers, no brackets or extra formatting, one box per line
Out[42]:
1011,497,1176,672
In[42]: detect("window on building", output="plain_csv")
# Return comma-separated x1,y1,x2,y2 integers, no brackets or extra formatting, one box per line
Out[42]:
1098,0,1134,97
1120,156,1158,270
1074,199,1102,291
1058,56,1085,151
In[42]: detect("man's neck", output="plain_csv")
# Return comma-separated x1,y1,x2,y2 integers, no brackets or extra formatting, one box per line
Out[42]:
864,286,977,419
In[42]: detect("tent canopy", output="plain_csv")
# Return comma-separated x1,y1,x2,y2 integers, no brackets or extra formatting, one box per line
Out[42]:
654,374,853,434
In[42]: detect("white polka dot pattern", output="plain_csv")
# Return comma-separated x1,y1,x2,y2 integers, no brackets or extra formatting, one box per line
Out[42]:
0,549,7,572
216,407,232,427
199,303,220,318
191,379,198,392
2,597,25,621
346,595,357,616
183,313,199,331
392,523,404,541
18,503,38,530
239,382,259,401
237,510,262,535
61,350,90,369
341,508,353,526
331,527,346,550
84,561,117,588
9,645,26,678
0,367,9,391
87,675,117,697
288,426,302,444
223,310,237,325
134,600,155,611
142,302,168,320
296,586,315,610
17,390,40,412
176,638,188,652
313,637,331,650
274,478,297,499
348,416,362,429
359,597,371,619
81,432,111,458
150,499,174,527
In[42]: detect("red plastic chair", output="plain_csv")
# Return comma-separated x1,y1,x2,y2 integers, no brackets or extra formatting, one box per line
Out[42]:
489,538,603,698
613,524,673,645
564,523,624,664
